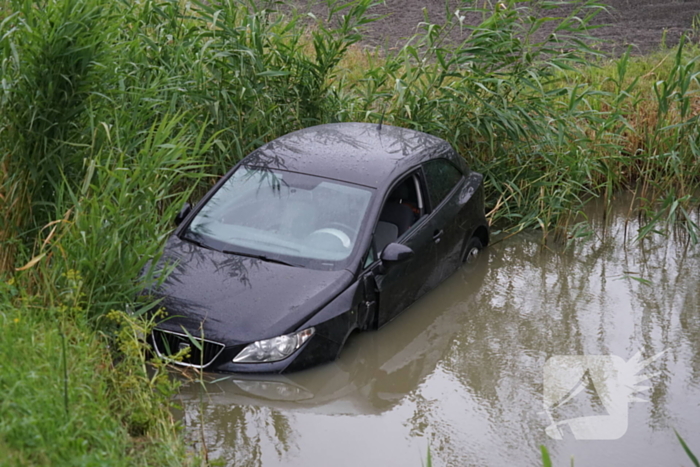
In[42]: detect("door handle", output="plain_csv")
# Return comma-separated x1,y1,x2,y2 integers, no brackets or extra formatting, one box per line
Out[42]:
433,229,443,243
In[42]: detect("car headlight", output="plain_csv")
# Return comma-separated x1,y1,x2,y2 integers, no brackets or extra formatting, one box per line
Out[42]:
233,328,315,363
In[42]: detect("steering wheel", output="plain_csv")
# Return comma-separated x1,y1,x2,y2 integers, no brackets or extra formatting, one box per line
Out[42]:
325,221,356,238
309,228,352,249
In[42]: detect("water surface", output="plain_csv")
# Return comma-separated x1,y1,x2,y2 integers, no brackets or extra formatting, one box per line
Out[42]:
174,198,700,466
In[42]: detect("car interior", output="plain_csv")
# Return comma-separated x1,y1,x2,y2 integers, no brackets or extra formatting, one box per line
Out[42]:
372,174,424,257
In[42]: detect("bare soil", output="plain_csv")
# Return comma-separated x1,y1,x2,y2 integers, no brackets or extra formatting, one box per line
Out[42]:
293,0,700,55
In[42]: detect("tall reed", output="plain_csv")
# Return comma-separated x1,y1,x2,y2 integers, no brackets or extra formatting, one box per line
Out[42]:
1,0,114,231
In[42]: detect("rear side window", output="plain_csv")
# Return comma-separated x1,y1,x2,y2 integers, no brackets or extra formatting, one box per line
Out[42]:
422,159,463,208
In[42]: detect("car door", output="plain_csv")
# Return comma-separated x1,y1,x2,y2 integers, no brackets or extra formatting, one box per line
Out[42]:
421,158,469,283
366,171,441,328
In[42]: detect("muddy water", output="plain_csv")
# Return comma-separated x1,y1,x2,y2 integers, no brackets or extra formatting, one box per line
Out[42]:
174,198,700,466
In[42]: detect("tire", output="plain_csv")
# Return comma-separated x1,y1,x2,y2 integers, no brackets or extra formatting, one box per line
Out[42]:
462,236,483,265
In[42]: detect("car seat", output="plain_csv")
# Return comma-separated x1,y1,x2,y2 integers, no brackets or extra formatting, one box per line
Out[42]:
374,202,414,254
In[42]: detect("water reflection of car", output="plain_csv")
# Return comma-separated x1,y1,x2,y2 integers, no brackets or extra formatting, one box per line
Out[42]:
147,122,489,373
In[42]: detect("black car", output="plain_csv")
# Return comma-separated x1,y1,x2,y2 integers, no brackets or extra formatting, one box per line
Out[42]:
147,122,488,373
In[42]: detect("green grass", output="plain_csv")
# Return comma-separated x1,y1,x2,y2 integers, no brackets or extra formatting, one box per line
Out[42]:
676,430,700,467
0,0,699,464
0,280,188,466
540,432,700,466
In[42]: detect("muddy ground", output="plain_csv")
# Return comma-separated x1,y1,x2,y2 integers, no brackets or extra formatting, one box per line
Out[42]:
292,0,700,55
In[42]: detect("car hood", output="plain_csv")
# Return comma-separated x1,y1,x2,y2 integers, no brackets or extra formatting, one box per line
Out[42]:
148,236,354,345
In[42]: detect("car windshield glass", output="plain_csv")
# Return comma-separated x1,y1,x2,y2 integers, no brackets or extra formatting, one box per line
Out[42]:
184,167,373,267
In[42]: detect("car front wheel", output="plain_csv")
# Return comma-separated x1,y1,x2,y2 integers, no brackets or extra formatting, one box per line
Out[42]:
463,236,483,265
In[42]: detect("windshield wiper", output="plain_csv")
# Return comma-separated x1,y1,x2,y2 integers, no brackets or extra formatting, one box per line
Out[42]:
183,234,298,267
222,250,297,267
181,234,217,251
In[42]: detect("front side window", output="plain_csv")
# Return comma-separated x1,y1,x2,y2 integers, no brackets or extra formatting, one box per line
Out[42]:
184,167,373,268
422,159,463,208
372,173,425,257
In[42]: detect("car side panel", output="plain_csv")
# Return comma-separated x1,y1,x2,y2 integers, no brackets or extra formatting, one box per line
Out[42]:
456,173,489,258
427,177,470,283
374,217,439,328
432,171,488,280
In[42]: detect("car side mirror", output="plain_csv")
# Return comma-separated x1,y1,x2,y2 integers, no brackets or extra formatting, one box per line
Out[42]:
378,243,414,274
174,203,192,226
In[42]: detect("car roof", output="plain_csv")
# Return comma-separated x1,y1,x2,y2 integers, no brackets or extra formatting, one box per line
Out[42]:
241,122,456,188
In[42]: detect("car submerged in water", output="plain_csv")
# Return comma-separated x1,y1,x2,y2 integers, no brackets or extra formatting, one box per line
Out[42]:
147,122,488,373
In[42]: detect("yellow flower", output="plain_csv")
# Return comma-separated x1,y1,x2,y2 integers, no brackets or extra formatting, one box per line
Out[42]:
13,318,19,324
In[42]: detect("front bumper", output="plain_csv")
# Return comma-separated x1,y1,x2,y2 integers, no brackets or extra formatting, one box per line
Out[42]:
150,310,355,374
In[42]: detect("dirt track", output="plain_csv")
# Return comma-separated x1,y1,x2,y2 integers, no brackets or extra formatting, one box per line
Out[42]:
295,0,700,54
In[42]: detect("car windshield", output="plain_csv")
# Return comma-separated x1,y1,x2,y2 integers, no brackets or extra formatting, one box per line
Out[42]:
184,167,374,267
